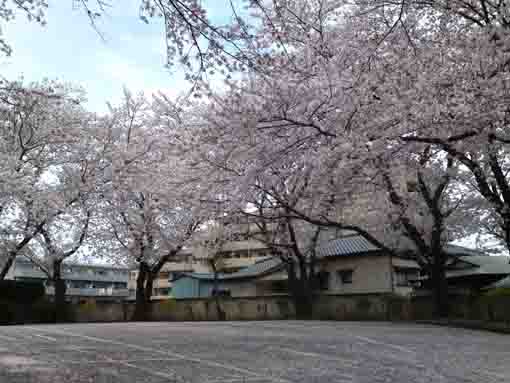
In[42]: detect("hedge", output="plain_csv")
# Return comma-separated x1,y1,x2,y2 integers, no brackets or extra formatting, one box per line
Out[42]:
0,280,45,303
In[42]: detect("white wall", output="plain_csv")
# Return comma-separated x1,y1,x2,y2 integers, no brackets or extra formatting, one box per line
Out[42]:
319,255,393,294
319,255,420,296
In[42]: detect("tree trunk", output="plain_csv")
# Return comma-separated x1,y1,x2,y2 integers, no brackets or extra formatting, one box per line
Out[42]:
431,262,448,318
288,262,314,320
144,273,155,303
53,260,67,323
211,266,226,320
503,213,510,256
296,278,314,320
132,262,149,321
0,251,16,280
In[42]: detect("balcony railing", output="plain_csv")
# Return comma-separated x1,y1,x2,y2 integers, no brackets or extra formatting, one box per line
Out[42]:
14,268,128,283
45,287,129,297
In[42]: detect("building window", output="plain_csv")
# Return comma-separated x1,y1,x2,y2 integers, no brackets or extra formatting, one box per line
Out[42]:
394,268,418,287
154,288,169,296
337,269,353,284
212,289,231,297
407,181,418,192
317,271,330,290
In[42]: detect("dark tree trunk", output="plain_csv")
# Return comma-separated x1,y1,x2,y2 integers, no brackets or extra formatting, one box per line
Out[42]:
503,213,510,256
288,262,314,320
132,262,149,321
144,273,154,302
211,266,226,320
431,262,448,318
0,252,16,280
53,260,67,323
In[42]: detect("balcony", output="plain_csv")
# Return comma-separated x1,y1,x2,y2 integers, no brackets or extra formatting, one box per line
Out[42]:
45,286,129,297
14,266,128,283
160,262,196,272
221,256,268,271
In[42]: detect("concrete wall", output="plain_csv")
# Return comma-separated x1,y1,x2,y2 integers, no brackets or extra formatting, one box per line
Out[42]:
5,291,510,324
319,255,419,297
320,255,393,294
68,295,393,322
312,294,393,320
72,299,128,323
149,296,295,321
59,295,392,322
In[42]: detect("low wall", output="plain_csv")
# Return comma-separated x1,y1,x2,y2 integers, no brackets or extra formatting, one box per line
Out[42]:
3,291,510,325
312,294,394,321
77,294,393,322
73,299,128,323
149,296,295,321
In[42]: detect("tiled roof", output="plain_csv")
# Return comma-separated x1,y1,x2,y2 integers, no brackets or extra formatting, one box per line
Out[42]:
447,255,510,278
182,257,284,281
316,235,489,259
316,235,381,258
443,244,486,257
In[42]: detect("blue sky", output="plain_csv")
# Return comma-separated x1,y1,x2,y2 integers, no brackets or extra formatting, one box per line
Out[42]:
1,0,232,113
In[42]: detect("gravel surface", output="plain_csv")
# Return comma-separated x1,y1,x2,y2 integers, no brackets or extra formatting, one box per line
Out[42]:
0,321,508,382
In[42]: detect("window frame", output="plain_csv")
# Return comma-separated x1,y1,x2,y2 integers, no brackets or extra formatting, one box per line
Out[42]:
337,269,354,285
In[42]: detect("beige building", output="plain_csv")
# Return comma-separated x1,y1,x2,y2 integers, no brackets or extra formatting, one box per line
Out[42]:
171,234,422,299
315,234,420,296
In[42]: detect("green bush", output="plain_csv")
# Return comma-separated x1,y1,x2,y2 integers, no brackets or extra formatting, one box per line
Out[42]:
484,287,510,298
0,300,16,324
356,298,372,312
30,299,56,323
158,298,176,313
0,280,45,304
0,297,55,324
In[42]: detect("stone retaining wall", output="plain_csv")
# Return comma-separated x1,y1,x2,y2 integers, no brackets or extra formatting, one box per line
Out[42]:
2,291,509,325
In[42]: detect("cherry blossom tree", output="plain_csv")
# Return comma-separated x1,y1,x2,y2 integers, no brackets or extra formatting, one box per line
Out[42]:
341,0,510,254
2,0,264,84
25,201,91,322
188,0,490,318
241,192,325,319
98,89,220,320
0,79,89,279
370,148,471,316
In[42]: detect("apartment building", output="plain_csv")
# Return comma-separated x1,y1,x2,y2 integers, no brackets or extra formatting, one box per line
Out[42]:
127,237,275,299
6,257,129,299
127,249,201,298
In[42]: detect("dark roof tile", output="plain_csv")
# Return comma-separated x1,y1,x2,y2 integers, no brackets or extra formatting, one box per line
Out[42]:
316,235,380,258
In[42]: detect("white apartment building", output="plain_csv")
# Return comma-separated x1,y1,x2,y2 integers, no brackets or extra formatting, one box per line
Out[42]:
6,257,129,299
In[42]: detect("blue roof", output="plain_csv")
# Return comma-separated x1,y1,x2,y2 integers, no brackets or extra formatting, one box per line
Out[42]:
178,257,284,281
316,235,380,258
